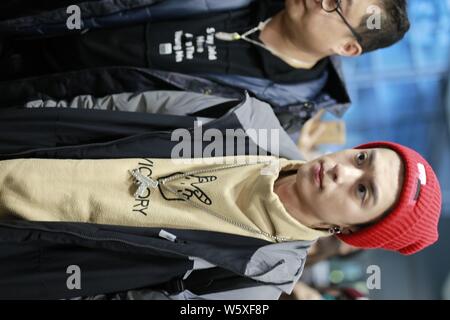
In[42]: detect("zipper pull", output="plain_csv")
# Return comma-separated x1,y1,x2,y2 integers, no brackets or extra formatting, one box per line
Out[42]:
159,230,177,242
129,169,159,198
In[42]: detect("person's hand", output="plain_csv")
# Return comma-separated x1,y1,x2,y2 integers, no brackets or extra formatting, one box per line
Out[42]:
297,110,327,160
291,282,323,300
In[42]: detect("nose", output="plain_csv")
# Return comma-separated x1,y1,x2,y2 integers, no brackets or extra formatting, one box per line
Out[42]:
328,163,363,185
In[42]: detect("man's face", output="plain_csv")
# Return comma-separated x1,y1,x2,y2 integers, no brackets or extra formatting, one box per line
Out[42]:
294,148,404,228
284,0,378,55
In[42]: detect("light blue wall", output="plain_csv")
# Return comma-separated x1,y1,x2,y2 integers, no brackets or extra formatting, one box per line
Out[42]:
340,0,450,214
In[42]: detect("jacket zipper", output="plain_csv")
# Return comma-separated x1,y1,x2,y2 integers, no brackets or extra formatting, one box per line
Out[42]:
0,222,187,257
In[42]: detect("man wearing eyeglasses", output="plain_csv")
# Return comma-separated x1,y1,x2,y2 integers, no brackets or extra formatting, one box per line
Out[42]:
262,0,407,68
0,0,409,130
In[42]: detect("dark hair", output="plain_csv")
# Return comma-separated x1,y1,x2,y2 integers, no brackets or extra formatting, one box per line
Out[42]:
357,0,410,53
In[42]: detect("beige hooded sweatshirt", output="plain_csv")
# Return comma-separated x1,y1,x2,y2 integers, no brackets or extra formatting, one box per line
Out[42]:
0,156,328,242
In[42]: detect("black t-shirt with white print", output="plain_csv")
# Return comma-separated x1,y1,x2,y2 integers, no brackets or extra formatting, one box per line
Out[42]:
145,0,329,84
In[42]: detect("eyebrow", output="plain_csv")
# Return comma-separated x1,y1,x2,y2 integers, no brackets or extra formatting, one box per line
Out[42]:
369,150,379,207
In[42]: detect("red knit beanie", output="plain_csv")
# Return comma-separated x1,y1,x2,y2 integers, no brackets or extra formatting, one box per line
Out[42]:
338,141,442,255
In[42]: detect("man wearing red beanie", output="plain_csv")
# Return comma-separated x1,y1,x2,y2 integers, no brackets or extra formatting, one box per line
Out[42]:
0,140,442,299
275,141,442,255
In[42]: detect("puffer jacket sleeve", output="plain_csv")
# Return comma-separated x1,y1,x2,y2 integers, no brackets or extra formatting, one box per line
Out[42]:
24,90,237,117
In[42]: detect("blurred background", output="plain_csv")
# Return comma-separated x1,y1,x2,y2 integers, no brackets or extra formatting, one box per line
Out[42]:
304,0,450,300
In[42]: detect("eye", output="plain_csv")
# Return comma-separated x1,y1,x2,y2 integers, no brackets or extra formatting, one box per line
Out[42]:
357,184,367,201
355,152,368,166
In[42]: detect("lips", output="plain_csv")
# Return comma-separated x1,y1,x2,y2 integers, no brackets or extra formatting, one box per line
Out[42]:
313,162,323,190
319,162,324,189
302,0,308,10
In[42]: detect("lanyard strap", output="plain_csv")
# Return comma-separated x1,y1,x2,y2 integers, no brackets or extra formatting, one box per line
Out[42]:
214,18,308,67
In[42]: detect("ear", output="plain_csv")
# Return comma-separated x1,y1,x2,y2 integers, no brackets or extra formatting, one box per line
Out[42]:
334,39,363,57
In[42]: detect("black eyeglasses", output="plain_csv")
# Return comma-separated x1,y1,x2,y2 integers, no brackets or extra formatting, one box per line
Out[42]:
321,0,363,43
